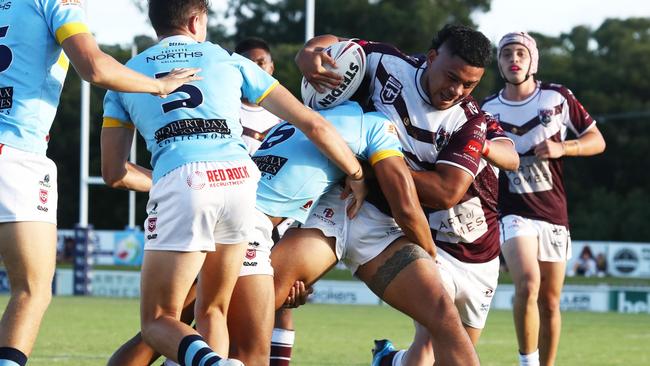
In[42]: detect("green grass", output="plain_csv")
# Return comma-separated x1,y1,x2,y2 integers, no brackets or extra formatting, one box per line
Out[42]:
1,296,648,365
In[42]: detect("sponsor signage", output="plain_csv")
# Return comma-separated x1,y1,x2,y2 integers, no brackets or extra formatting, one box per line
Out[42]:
55,269,140,298
310,280,380,305
51,272,650,315
567,241,650,279
608,244,650,278
609,290,650,314
492,284,610,313
57,229,145,266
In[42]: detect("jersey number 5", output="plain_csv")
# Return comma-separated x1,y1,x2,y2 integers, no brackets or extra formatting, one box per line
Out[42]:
0,26,13,73
155,71,203,113
258,122,295,150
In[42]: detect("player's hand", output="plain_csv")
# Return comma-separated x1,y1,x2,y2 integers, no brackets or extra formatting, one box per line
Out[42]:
154,68,203,97
341,174,367,219
534,139,564,159
283,281,313,308
296,48,342,93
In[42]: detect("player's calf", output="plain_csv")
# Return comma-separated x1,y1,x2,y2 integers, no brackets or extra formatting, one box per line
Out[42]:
357,239,479,366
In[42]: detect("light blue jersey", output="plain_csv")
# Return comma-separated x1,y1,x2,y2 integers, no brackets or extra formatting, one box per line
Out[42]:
253,101,403,223
103,35,278,183
0,0,89,154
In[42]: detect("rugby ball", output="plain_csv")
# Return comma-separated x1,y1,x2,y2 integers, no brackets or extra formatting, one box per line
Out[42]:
300,40,366,110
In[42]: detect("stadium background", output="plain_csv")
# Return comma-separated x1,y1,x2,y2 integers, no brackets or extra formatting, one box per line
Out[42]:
1,0,649,365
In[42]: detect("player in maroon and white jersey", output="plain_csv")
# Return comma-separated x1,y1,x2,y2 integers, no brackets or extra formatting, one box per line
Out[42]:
292,24,498,366
482,32,605,366
235,38,283,155
373,113,519,366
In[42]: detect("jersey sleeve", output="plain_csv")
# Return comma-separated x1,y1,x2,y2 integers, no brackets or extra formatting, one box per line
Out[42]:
237,55,279,104
361,112,403,166
484,112,512,142
41,0,90,44
102,90,134,129
436,113,487,178
561,87,596,137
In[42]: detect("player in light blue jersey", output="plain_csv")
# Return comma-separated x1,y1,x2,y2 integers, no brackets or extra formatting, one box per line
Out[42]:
100,1,367,365
0,1,200,365
229,101,404,365
253,101,403,224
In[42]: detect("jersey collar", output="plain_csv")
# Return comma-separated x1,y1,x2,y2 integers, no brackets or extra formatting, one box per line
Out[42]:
158,35,199,47
498,81,541,106
415,65,432,106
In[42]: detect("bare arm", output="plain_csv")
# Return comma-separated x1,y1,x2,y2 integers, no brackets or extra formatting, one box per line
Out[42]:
410,164,474,210
483,139,519,171
295,34,346,92
374,157,436,257
100,127,152,192
534,125,606,159
62,33,201,96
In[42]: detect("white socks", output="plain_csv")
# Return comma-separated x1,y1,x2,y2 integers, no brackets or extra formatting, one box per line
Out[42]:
519,349,540,366
392,350,406,366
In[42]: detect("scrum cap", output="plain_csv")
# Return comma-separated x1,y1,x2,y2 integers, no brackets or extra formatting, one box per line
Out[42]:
498,31,538,75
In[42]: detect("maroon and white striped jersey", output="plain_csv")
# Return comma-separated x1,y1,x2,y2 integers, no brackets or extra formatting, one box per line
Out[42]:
427,115,512,263
351,40,489,263
352,40,486,178
482,81,596,227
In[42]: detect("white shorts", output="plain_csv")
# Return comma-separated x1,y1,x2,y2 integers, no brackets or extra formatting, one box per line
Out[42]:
436,250,499,329
144,160,260,252
302,187,404,274
500,214,572,262
0,144,57,224
239,209,274,277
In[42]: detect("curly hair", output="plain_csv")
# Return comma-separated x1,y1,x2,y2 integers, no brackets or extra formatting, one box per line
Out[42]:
148,0,210,36
429,24,492,68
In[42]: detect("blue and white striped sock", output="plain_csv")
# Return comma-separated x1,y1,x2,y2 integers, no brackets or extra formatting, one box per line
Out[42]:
178,334,222,366
0,347,27,366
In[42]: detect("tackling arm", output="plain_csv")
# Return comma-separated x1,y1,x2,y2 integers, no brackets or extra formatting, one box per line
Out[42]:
374,156,436,257
410,164,474,210
100,127,152,192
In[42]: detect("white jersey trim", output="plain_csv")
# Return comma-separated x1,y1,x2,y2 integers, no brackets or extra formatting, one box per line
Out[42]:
436,160,476,179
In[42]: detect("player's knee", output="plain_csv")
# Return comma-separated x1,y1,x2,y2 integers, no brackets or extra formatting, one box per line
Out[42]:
195,304,227,325
140,320,165,346
514,276,540,301
538,292,561,314
10,284,52,309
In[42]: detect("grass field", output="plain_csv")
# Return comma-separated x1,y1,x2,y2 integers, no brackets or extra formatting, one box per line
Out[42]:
1,296,648,366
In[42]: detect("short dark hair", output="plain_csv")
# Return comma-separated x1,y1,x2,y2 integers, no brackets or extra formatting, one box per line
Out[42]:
429,24,492,68
148,0,210,36
235,37,272,55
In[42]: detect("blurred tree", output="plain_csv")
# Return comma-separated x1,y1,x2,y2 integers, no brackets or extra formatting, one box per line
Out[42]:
227,0,490,54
